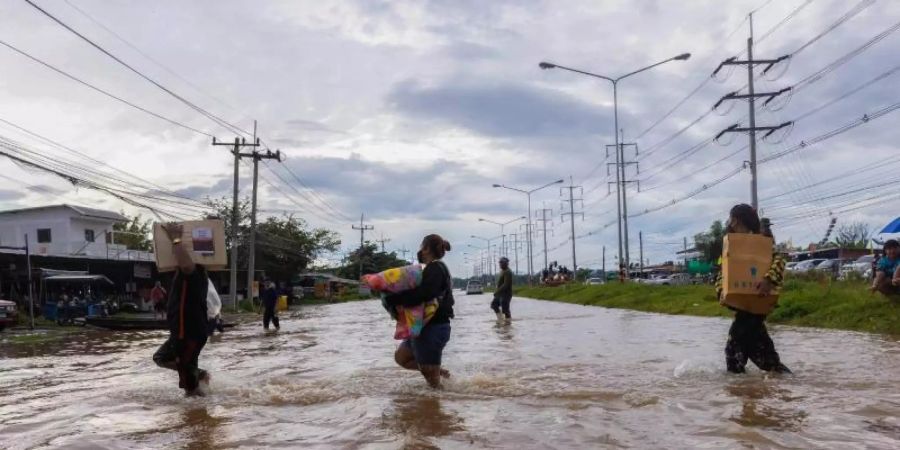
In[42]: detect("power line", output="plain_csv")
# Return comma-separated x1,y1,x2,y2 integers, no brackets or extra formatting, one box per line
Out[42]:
24,0,250,137
0,39,213,137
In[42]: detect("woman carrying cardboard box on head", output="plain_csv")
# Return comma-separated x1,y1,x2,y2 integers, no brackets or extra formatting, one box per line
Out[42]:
716,204,791,375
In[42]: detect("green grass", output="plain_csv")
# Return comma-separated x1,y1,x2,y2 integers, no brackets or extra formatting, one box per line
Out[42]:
515,279,900,336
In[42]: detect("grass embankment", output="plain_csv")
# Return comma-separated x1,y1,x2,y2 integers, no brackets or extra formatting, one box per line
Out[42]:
516,279,900,335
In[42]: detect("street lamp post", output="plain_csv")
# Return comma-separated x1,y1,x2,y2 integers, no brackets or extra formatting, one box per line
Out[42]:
539,53,690,275
493,180,564,285
478,216,526,258
471,235,502,279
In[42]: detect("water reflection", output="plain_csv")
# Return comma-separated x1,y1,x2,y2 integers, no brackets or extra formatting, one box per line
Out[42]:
725,380,808,432
493,320,515,342
181,407,224,450
380,395,466,448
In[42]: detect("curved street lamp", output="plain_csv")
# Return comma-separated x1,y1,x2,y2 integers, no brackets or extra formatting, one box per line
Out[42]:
538,52,691,275
492,179,564,284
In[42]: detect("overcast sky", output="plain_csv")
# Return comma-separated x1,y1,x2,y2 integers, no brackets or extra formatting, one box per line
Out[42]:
0,0,898,276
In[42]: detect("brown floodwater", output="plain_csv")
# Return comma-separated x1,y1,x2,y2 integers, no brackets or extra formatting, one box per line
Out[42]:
1,294,899,449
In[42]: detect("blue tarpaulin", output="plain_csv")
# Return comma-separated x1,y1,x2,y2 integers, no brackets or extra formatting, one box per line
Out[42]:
880,217,900,234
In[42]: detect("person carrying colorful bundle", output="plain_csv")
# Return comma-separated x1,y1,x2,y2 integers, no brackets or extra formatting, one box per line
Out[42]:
715,204,791,375
383,234,455,388
363,264,432,340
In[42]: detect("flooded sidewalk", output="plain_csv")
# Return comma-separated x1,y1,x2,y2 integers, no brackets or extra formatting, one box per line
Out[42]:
1,296,899,449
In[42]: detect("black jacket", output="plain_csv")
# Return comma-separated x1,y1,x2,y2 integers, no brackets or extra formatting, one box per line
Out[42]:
167,265,209,340
385,261,454,325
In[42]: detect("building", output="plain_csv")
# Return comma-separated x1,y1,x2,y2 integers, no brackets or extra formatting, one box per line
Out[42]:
0,205,157,308
0,204,151,261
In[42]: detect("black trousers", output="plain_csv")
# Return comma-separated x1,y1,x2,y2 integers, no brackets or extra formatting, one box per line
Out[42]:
725,311,790,373
491,295,512,319
263,304,280,329
153,335,208,392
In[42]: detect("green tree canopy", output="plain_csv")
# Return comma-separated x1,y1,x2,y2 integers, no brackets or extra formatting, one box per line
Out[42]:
335,242,409,280
694,220,725,263
110,213,152,251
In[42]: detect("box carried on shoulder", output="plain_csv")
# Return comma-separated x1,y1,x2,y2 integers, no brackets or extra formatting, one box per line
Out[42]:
721,233,779,315
153,220,227,272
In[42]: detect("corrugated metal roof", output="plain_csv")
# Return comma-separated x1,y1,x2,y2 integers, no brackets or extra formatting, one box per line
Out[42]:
0,204,127,222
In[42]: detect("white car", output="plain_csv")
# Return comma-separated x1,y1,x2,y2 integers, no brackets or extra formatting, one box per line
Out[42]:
789,258,826,273
644,273,691,286
840,254,876,279
585,278,605,285
465,281,483,295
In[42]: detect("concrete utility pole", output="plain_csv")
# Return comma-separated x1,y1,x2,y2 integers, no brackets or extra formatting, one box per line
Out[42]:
246,122,282,302
713,12,791,210
535,208,554,272
602,245,606,275
510,232,520,275
352,214,374,278
376,234,391,253
398,246,410,263
560,178,584,273
605,142,639,272
683,236,688,270
213,134,261,309
639,231,644,277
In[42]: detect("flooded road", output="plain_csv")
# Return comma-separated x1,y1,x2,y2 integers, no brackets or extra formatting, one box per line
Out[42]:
2,294,899,449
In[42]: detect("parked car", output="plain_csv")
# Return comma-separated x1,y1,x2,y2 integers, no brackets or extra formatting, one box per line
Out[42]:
585,278,605,286
815,259,842,273
465,281,483,295
645,273,692,286
839,254,876,279
0,299,19,331
785,261,799,271
789,258,826,273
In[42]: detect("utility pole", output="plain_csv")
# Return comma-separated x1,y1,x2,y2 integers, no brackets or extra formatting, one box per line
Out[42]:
713,13,791,210
510,233,520,276
560,178,584,273
683,236,688,271
246,122,282,302
398,246,410,263
639,231,644,278
535,207,554,272
213,134,260,309
376,234,391,253
602,245,606,275
606,142,639,273
352,214,374,278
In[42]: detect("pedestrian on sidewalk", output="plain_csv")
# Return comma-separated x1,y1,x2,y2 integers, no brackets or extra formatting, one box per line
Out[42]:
491,257,513,322
262,280,280,331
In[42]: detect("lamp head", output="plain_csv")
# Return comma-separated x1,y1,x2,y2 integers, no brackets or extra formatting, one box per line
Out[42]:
478,218,486,222
492,184,502,188
538,62,556,70
674,53,691,61
556,179,564,184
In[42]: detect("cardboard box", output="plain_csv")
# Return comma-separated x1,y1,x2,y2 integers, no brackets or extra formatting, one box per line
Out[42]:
154,220,227,272
721,233,779,315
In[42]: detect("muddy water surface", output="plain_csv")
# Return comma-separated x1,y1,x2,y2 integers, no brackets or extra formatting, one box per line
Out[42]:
1,295,899,449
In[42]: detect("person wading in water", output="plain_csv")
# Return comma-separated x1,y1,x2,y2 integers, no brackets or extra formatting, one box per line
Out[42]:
491,257,513,322
716,204,791,374
385,234,455,388
152,223,211,396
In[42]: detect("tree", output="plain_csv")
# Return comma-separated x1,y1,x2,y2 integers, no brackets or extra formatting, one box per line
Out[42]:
110,213,152,251
205,196,341,281
254,215,340,281
833,222,871,249
694,220,726,263
335,242,408,280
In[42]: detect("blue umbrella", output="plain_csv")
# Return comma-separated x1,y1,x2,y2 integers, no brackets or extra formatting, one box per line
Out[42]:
880,217,900,234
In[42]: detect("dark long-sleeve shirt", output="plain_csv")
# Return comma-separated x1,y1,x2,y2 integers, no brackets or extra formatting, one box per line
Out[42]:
385,261,454,324
167,265,209,340
496,268,513,298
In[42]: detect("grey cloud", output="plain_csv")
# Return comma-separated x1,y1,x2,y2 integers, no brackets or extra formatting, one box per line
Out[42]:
0,189,24,201
387,80,612,138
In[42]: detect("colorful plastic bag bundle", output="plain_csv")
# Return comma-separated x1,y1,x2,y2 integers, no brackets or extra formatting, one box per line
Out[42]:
362,265,438,340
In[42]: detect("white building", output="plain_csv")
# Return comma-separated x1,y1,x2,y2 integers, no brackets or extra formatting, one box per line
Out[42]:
0,204,152,261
